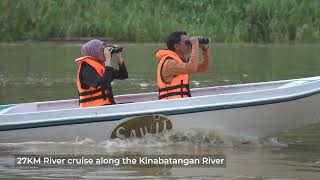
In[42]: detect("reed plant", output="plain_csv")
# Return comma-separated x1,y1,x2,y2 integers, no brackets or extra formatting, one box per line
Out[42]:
1,0,319,43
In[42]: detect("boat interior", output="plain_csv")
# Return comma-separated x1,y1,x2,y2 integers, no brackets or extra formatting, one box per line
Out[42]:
0,78,313,115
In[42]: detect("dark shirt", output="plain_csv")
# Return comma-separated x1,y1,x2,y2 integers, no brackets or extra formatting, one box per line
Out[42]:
80,62,128,89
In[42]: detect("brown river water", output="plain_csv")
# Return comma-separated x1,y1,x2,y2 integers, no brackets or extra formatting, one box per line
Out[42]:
0,43,319,180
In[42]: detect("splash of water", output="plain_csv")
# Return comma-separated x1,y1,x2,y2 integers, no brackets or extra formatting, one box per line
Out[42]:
95,129,287,150
0,129,287,154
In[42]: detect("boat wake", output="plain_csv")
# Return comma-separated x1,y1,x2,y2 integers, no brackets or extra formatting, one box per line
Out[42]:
95,129,287,150
0,129,287,154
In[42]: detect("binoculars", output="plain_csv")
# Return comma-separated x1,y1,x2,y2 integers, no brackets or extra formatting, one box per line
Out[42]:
105,45,123,53
198,37,209,45
186,37,209,45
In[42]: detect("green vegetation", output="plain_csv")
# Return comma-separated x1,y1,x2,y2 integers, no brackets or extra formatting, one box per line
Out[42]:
1,0,320,43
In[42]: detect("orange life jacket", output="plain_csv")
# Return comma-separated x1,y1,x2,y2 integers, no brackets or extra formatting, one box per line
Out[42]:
156,50,191,100
75,56,115,108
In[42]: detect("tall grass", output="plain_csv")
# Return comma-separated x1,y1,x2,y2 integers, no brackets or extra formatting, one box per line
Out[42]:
1,0,320,43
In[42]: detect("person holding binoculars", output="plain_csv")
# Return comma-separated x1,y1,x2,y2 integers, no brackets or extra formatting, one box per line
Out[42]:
75,39,128,108
155,31,211,100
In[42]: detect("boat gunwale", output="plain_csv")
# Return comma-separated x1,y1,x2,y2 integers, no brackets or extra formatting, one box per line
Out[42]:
0,76,306,110
0,78,301,115
1,78,320,131
0,81,301,116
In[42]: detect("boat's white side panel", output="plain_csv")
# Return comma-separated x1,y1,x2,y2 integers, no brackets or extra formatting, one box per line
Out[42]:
172,93,320,138
0,120,120,143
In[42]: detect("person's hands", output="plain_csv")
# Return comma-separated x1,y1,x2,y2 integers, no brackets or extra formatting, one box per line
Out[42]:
201,45,209,52
198,36,209,51
104,47,113,66
115,52,124,64
190,36,199,46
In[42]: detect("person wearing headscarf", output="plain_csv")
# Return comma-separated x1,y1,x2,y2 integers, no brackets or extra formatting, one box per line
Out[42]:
75,39,128,108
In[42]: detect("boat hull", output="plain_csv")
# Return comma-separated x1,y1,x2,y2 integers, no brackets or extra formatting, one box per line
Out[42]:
1,90,319,143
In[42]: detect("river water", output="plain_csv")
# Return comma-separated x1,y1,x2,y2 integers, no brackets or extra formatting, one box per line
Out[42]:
0,43,320,179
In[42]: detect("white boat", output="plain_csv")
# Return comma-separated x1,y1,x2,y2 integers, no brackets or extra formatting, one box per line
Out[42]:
1,76,320,143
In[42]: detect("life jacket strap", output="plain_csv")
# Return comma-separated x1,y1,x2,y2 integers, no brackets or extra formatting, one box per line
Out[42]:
158,91,190,100
158,84,190,92
79,94,114,104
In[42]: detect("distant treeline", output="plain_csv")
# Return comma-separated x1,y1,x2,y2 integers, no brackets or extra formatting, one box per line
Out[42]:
1,0,320,43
